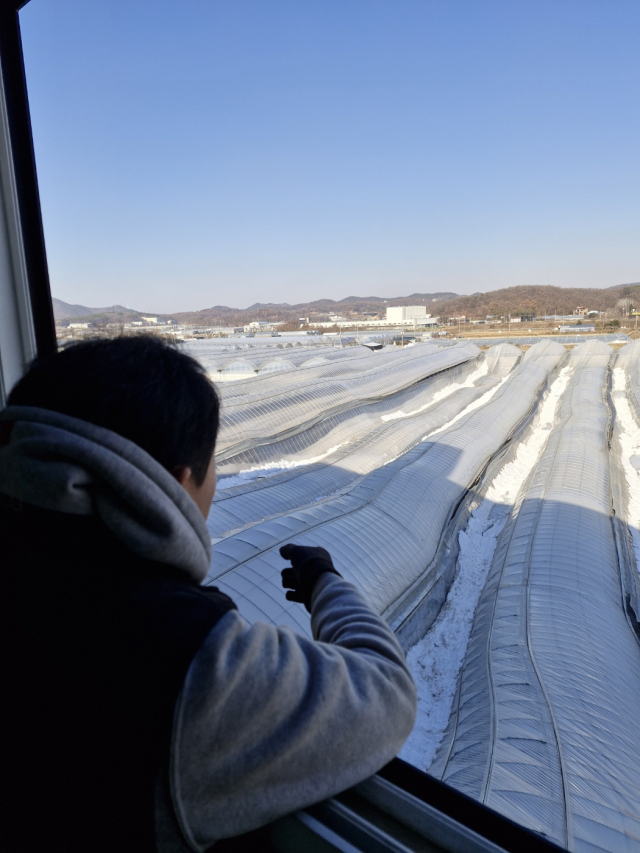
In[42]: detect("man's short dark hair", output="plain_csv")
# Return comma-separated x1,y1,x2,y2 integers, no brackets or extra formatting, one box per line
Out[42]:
8,336,220,485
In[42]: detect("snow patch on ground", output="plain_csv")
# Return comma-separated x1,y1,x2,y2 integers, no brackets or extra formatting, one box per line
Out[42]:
400,365,573,771
216,443,349,490
381,362,489,422
612,368,640,571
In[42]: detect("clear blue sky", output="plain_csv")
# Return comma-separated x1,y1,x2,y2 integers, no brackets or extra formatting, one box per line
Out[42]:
19,0,640,312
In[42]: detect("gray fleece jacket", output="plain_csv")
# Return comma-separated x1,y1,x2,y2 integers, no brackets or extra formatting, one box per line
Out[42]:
0,406,417,850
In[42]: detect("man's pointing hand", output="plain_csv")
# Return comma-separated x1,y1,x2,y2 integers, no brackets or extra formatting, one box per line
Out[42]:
280,544,341,613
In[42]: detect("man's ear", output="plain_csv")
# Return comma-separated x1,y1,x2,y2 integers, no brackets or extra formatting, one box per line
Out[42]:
172,466,194,488
171,460,215,519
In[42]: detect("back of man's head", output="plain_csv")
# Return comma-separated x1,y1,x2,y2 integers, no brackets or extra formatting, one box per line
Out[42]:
8,336,219,485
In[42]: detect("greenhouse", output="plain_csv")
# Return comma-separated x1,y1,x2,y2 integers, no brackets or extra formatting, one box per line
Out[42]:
216,342,482,460
429,341,640,851
211,344,521,533
184,340,375,383
206,340,565,633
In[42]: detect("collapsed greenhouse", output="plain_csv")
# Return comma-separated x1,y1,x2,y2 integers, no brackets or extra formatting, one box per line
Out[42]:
197,337,640,851
182,339,375,382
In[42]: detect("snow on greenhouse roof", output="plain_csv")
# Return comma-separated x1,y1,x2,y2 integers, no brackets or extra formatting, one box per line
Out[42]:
216,343,482,460
211,346,520,534
620,338,640,426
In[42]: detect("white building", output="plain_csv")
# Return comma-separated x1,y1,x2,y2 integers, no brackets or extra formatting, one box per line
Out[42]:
386,305,437,325
245,321,275,331
559,324,596,333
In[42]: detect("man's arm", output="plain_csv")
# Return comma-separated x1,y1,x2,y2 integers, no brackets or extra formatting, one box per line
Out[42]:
170,572,417,850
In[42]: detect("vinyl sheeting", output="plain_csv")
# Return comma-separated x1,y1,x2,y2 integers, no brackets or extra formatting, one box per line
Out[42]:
183,340,366,380
206,340,565,638
217,350,487,475
218,346,394,402
215,342,481,460
431,341,640,852
214,345,376,379
622,338,640,427
211,345,520,534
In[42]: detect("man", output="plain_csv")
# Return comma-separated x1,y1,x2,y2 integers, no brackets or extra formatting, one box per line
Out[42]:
0,336,416,852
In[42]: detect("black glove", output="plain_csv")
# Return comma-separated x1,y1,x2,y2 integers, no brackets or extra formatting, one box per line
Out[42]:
280,544,341,612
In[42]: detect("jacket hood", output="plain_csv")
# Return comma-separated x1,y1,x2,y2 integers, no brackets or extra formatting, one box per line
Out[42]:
0,406,212,583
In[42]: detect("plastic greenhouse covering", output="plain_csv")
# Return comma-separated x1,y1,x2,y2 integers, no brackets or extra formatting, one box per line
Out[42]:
217,350,483,474
184,341,376,382
210,344,521,533
218,343,443,405
216,342,481,460
218,345,380,393
428,341,640,851
217,342,437,403
205,339,565,639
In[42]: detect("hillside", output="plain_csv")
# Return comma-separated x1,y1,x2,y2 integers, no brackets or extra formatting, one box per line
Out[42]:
52,298,144,319
428,284,640,320
52,282,640,328
53,298,163,327
168,284,640,325
171,292,458,325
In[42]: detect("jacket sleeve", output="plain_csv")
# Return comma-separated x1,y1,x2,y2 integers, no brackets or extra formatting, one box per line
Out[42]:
170,573,417,850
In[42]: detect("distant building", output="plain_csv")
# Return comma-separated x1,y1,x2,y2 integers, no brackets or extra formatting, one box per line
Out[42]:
559,324,595,333
245,321,275,331
141,316,158,324
386,305,428,323
573,307,589,316
69,323,94,329
386,306,437,325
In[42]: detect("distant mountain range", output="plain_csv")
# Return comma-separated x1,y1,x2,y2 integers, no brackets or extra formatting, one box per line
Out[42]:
53,282,640,326
52,292,459,325
52,298,141,319
243,292,458,311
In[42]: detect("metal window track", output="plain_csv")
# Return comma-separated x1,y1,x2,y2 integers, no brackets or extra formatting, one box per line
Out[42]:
217,760,566,852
